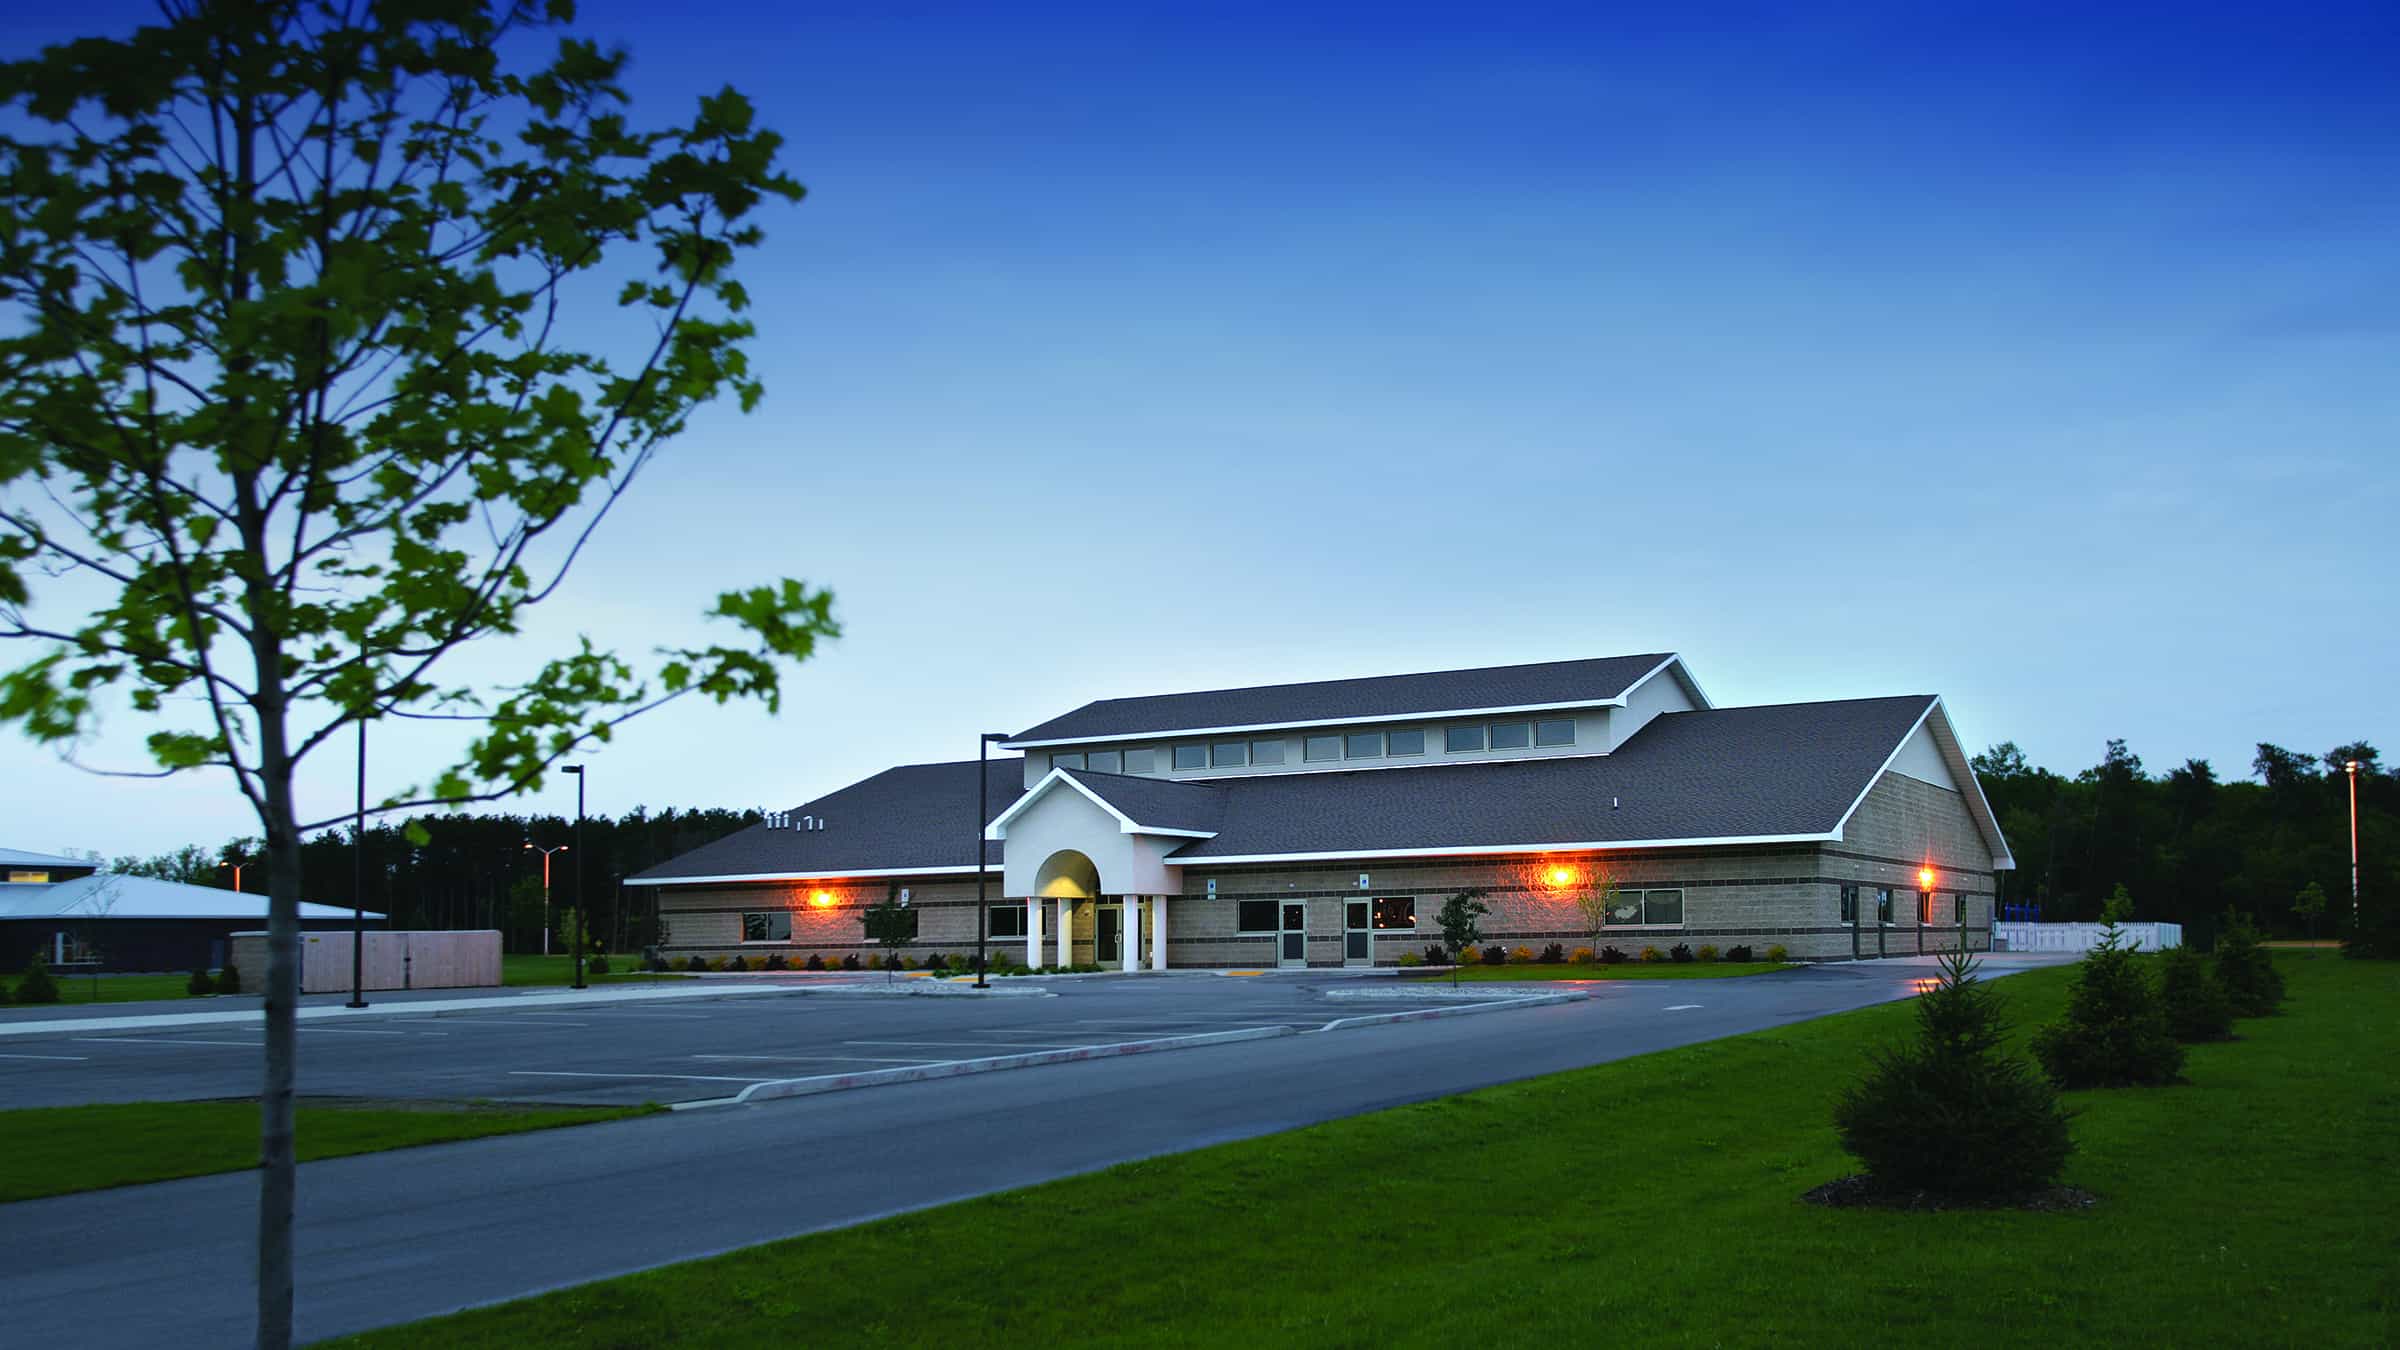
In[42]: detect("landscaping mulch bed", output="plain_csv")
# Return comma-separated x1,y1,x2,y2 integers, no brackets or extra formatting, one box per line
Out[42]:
1802,1174,2100,1213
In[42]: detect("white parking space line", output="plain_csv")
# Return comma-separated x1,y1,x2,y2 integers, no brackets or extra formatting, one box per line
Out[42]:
843,1039,1086,1050
1664,1004,1703,1011
508,1070,772,1083
583,1012,712,1020
0,1052,89,1061
691,1054,941,1064
297,1027,419,1036
75,1036,262,1048
390,1017,589,1028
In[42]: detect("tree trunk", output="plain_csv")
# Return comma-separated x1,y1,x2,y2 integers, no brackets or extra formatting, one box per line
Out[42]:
257,785,302,1350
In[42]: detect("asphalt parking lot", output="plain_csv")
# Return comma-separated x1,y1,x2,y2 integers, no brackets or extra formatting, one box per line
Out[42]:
0,973,1488,1108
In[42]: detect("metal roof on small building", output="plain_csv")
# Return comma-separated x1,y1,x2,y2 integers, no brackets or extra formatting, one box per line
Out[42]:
0,873,381,922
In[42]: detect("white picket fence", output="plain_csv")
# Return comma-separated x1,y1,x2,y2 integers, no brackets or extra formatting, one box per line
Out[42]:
1992,921,2182,953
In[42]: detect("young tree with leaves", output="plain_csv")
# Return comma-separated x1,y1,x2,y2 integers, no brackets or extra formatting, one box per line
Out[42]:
1435,890,1488,987
863,890,915,984
0,6,830,1346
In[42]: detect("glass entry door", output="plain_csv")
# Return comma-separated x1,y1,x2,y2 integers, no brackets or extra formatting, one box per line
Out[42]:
1097,904,1122,964
1279,903,1307,967
1345,900,1371,965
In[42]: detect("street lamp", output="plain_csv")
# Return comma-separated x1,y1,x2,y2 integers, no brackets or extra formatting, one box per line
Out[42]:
2347,760,2362,933
525,842,569,956
563,764,587,990
974,733,1010,989
348,710,369,1009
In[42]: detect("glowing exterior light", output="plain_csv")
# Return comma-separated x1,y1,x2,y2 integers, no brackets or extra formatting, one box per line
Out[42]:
809,890,836,909
1917,866,1936,891
1546,866,1577,890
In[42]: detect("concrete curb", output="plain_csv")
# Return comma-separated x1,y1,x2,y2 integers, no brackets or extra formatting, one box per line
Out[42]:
1319,986,1588,1002
1314,991,1588,1032
687,1025,1298,1109
0,980,869,1038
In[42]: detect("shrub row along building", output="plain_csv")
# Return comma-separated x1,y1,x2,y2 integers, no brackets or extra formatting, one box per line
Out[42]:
628,654,2012,967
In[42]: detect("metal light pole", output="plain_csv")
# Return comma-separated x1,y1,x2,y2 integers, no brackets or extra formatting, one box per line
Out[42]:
564,765,587,990
348,711,369,1009
974,733,1009,989
526,842,569,955
2348,760,2363,932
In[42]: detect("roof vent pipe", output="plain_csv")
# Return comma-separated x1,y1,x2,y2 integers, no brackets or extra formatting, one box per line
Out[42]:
1611,797,1619,810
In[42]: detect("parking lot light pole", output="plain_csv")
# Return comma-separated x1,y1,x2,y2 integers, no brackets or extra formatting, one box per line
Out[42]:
2348,760,2363,932
348,712,369,1009
525,842,569,955
564,765,587,990
975,733,1010,989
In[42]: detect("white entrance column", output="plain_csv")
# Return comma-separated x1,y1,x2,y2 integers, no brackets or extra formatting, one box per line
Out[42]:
1120,899,1141,972
1149,895,1168,971
1057,899,1074,969
1024,899,1042,971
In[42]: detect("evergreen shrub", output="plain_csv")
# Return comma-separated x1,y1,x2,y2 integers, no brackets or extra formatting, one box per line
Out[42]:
804,953,825,971
2031,923,2184,1088
16,956,61,1004
586,954,610,975
2156,944,2232,1042
2212,910,2285,1016
1538,943,1565,964
187,969,215,996
218,960,241,994
1668,943,1695,963
1599,945,1627,964
1481,945,1508,965
1833,951,2074,1197
1421,945,1449,966
1723,945,1755,962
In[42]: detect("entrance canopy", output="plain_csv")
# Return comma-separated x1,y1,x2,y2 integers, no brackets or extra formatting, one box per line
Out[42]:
987,768,1217,898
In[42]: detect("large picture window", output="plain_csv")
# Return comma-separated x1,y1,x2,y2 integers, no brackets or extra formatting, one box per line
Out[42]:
1236,900,1279,933
989,904,1028,938
1371,897,1417,929
741,911,792,943
1608,889,1684,926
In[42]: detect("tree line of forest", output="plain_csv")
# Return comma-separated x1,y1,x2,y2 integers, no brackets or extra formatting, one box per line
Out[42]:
1976,737,2390,943
88,734,2393,953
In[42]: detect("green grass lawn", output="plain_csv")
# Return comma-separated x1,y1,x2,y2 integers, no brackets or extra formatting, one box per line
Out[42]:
16,972,206,1004
0,1099,659,1203
499,954,681,987
329,954,2396,1348
1418,960,1794,981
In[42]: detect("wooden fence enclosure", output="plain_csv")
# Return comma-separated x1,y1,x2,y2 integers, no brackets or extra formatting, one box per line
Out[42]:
225,929,502,993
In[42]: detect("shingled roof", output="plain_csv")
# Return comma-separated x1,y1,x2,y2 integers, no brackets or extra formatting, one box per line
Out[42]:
1005,653,1684,745
627,759,1024,884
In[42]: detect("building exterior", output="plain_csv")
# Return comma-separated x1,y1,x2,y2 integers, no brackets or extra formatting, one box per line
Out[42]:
627,654,2013,968
0,848,382,973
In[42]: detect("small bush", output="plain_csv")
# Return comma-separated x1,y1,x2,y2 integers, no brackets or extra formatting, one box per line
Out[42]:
1638,946,1663,963
762,952,788,972
2157,944,2233,1043
217,960,241,995
1723,944,1755,963
1833,951,2074,1197
1421,945,1450,966
1765,944,1789,963
1510,945,1535,964
1569,946,1595,965
586,954,610,975
1455,946,1480,965
1538,943,1566,964
682,954,709,973
1695,944,1719,962
186,969,215,996
2212,910,2285,1017
1481,945,1508,966
923,953,949,972
16,956,61,1004
1397,952,1421,967
840,953,861,972
863,953,883,971
1598,945,1626,964
2031,922,2184,1088
1669,943,1695,964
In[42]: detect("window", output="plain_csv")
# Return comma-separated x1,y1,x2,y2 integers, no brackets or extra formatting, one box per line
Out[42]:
1839,884,1859,924
1087,750,1122,774
1916,890,1931,924
988,904,1028,938
1489,721,1531,750
1386,729,1425,756
1236,900,1279,933
1953,893,1968,925
1123,748,1157,775
1371,897,1417,929
1050,751,1085,772
6,869,48,884
1345,731,1383,758
741,911,792,943
1304,734,1342,762
1534,718,1575,747
1607,890,1644,925
1642,889,1684,925
1173,744,1206,770
1875,887,1894,924
1250,739,1286,766
1445,725,1484,753
1211,741,1248,768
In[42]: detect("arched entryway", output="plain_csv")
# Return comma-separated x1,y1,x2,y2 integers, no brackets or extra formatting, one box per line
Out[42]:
1023,848,1162,971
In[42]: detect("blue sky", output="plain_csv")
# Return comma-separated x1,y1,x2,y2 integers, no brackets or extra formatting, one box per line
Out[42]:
5,0,2397,858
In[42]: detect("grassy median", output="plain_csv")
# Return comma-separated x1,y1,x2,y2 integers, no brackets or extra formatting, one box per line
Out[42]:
500,954,680,987
0,1099,658,1203
331,955,2395,1348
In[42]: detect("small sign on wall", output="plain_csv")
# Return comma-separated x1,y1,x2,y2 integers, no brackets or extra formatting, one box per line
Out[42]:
1206,878,1217,898
1357,873,1370,890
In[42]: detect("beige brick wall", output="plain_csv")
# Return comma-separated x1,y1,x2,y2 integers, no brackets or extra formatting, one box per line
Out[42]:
655,876,1024,966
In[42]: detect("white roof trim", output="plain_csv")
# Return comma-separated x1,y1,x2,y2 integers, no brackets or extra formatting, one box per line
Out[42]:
1614,653,1715,712
1003,700,1632,750
1172,831,1840,867
1824,697,2016,871
982,767,1219,842
627,864,992,887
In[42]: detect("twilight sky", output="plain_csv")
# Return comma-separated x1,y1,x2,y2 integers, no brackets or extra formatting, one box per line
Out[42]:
5,0,2396,861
